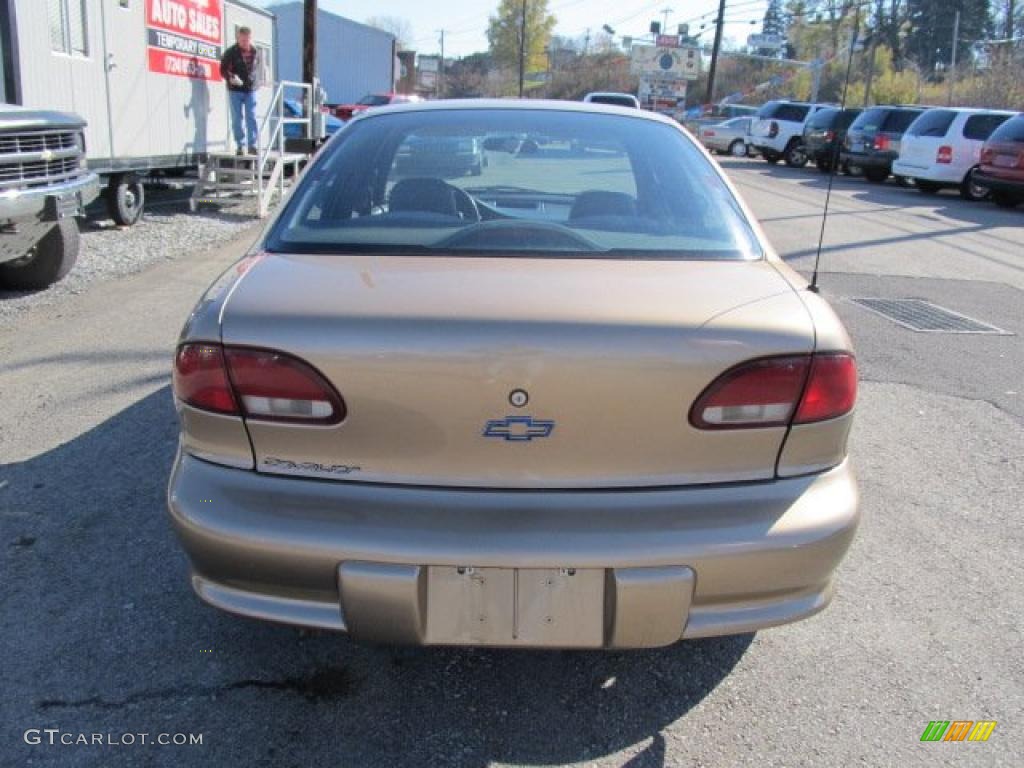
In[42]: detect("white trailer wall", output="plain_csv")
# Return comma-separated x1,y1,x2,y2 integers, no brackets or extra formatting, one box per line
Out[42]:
271,2,394,104
10,0,275,171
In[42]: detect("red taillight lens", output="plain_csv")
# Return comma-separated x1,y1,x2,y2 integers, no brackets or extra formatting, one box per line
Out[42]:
690,356,810,429
690,353,857,430
173,344,346,424
937,145,953,164
873,134,890,151
173,344,238,415
794,353,857,424
224,347,346,424
769,121,779,138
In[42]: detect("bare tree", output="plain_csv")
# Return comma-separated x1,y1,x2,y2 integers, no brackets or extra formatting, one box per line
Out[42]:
365,15,414,50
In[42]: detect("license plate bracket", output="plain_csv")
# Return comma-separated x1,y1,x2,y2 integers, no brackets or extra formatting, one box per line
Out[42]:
424,566,605,647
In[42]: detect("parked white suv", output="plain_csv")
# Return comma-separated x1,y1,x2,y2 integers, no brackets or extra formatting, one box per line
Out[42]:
892,107,1016,200
750,101,831,167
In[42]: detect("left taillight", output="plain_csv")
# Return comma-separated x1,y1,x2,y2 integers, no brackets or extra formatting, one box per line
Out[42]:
174,343,346,425
690,353,856,430
173,344,238,415
937,145,953,164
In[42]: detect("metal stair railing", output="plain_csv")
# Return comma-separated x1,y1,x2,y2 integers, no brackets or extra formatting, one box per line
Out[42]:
257,80,313,218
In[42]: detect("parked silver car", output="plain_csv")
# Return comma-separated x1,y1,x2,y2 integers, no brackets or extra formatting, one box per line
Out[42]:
697,117,752,157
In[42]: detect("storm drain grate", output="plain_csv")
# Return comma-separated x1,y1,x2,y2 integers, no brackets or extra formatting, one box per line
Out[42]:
851,298,1010,335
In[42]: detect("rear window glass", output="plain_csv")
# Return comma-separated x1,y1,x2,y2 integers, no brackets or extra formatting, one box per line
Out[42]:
988,114,1024,142
963,113,1011,140
850,107,888,132
835,109,862,129
907,110,956,137
776,104,810,122
266,110,762,261
807,109,838,129
587,94,638,108
882,109,923,133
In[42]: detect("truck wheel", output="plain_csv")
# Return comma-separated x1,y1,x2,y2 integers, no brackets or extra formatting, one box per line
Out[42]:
959,169,989,201
0,218,80,290
864,168,888,183
783,140,808,168
728,140,747,157
106,174,145,226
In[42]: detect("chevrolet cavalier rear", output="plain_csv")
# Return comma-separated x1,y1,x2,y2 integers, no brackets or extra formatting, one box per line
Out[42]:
168,101,859,649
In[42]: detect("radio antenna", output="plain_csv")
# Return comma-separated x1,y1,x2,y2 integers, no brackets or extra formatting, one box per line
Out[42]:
809,7,861,293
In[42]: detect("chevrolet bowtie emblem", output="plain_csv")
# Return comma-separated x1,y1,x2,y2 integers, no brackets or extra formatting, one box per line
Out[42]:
40,150,55,162
483,416,555,442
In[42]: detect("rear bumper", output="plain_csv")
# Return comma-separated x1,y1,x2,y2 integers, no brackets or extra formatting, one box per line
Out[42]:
891,161,961,184
973,171,1024,197
840,151,894,171
168,452,859,647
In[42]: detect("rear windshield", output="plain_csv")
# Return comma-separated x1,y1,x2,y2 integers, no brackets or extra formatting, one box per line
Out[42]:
835,109,862,129
587,95,637,108
988,114,1024,142
882,109,923,133
963,113,1011,140
757,102,810,122
849,108,888,132
266,109,762,260
906,109,956,137
807,109,839,129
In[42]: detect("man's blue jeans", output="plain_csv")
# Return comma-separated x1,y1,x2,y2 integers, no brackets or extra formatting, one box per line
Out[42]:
229,90,258,150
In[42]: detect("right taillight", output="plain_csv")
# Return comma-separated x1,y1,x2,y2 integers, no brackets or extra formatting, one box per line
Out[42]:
173,343,346,425
690,353,856,430
873,134,890,151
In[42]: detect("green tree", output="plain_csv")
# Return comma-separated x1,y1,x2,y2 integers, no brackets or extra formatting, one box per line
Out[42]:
487,0,557,75
905,0,992,75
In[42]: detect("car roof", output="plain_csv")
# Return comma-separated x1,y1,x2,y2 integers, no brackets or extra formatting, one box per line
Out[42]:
352,98,679,126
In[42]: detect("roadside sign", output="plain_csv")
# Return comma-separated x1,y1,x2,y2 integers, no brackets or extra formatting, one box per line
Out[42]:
656,34,681,48
146,0,224,81
747,33,785,50
630,44,700,81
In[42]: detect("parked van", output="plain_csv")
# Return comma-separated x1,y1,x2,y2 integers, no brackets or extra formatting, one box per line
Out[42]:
893,107,1016,200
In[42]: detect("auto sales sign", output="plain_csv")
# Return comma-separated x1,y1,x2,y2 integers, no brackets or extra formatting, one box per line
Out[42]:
146,0,223,81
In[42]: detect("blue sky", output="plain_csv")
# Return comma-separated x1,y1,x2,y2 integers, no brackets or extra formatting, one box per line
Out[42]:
257,1,770,58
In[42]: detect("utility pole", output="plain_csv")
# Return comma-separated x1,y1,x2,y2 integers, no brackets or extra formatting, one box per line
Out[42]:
947,9,960,106
584,28,591,54
704,0,727,104
302,0,317,87
438,29,445,98
863,0,883,106
302,0,317,125
518,0,527,97
661,7,673,33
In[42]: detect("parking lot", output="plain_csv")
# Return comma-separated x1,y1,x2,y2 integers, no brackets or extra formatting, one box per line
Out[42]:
2,155,1021,767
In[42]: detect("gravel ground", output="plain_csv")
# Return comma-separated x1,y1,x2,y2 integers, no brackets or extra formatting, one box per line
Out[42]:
0,182,261,320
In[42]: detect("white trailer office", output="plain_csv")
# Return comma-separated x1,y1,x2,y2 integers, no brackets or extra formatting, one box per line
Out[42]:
1,0,276,223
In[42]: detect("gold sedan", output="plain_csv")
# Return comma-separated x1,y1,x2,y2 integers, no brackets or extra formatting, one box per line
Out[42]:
168,100,858,649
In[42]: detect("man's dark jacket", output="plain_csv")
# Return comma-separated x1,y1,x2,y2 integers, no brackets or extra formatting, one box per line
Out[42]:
220,44,260,92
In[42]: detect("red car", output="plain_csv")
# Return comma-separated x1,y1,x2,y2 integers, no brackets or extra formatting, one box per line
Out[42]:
333,92,421,121
976,112,1024,208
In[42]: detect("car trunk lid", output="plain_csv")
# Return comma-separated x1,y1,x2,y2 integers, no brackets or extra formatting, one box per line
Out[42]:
220,253,814,488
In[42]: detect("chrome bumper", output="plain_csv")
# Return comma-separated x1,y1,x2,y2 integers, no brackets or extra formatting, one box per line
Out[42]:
0,172,100,220
168,453,859,647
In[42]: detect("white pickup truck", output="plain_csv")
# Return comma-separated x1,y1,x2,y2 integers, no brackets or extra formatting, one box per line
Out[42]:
0,104,99,289
750,100,831,167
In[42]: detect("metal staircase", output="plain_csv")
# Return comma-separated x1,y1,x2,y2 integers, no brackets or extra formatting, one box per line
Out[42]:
190,80,318,218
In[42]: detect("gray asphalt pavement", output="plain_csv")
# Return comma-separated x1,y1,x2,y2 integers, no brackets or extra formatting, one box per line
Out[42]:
2,159,1022,767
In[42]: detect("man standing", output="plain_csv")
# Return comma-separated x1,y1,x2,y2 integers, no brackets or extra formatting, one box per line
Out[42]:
220,27,261,155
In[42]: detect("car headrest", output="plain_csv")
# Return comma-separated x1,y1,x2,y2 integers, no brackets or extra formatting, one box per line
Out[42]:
389,178,459,217
569,190,637,220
